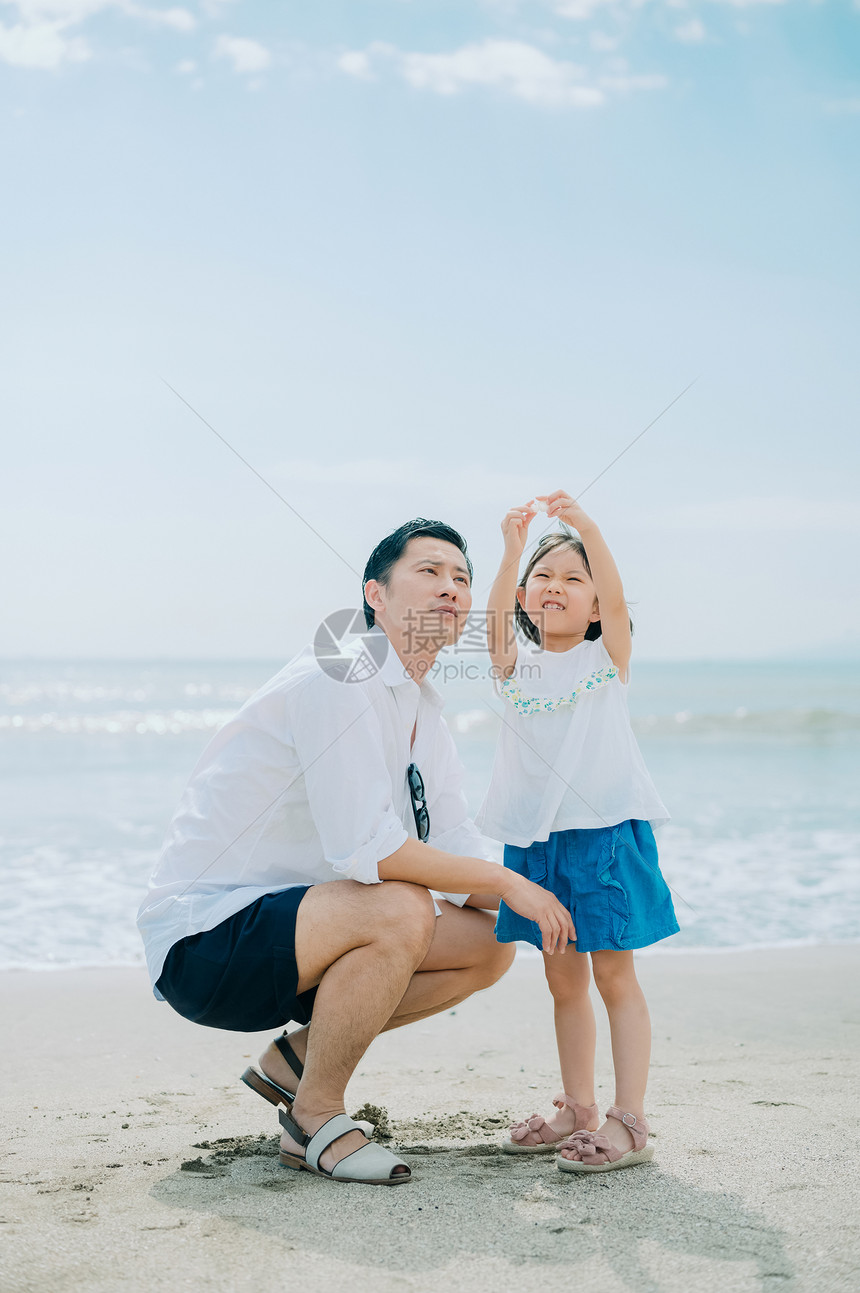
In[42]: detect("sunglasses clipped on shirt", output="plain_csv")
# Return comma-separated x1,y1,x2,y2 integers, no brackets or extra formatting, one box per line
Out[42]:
407,762,430,843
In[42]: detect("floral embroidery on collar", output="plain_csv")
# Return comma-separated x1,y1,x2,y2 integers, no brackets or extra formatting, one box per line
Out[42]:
500,665,618,715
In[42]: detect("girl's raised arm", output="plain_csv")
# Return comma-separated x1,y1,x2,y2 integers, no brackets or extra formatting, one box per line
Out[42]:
544,491,632,681
487,504,535,681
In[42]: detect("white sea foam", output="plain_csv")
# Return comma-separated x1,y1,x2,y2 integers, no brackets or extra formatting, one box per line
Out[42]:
1,704,855,741
1,820,856,971
0,708,235,735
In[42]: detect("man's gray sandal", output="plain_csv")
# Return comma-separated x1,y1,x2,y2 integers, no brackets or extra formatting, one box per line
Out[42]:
278,1107,412,1185
241,1031,375,1137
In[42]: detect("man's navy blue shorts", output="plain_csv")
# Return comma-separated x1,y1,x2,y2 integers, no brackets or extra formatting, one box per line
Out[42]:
156,887,317,1033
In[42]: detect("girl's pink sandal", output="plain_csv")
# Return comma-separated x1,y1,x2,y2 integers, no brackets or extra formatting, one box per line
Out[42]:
557,1106,654,1173
503,1094,599,1155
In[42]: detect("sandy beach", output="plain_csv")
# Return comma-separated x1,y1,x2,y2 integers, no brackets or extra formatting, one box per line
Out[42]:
2,945,858,1293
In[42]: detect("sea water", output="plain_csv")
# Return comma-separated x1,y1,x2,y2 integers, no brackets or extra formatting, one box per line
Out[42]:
0,657,857,970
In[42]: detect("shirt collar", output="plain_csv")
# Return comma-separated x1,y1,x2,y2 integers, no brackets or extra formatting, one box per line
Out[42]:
367,626,412,689
368,628,444,711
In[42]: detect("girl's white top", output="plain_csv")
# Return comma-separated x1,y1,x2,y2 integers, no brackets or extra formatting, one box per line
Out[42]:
476,635,669,847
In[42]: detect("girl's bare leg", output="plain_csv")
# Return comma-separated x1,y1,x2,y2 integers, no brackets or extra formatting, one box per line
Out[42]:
590,949,651,1153
534,948,599,1138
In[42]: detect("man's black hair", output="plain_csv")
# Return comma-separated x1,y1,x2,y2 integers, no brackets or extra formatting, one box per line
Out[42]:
362,519,473,628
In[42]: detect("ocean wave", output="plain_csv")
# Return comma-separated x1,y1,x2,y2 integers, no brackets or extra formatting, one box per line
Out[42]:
0,679,254,707
0,709,237,735
1,704,857,740
1,825,857,970
449,706,860,741
635,708,860,739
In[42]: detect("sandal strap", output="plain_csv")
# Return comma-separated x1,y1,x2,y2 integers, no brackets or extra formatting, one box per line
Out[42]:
553,1093,599,1126
605,1106,649,1151
279,1109,365,1172
274,1030,304,1080
278,1105,310,1145
305,1113,363,1173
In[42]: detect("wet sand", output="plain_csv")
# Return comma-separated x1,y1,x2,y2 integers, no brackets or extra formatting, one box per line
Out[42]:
2,946,859,1292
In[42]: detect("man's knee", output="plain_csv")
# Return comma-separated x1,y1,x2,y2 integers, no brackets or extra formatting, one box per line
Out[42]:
372,881,436,951
480,939,515,989
471,916,515,988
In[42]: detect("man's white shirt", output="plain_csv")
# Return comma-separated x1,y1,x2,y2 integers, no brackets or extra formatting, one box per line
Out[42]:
137,630,494,994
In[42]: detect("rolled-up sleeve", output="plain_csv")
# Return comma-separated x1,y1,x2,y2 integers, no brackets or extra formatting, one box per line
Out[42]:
288,673,408,884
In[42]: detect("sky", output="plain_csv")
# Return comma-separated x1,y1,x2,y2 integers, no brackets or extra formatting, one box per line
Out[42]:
2,0,859,662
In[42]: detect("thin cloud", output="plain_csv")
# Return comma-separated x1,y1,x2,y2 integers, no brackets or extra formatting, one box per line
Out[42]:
338,37,667,108
337,48,373,79
0,0,105,71
485,0,619,17
7,0,194,23
674,19,707,43
398,40,603,106
590,30,620,51
134,6,196,33
0,1,195,71
213,33,271,74
0,18,90,67
553,0,616,19
9,1,112,18
599,70,667,91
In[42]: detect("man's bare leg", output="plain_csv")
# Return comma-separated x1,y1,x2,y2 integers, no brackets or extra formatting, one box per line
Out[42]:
260,900,512,1082
383,899,514,1027
258,893,513,1169
270,880,436,1173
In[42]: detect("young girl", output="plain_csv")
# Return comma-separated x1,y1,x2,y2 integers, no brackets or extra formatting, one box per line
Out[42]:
477,489,679,1173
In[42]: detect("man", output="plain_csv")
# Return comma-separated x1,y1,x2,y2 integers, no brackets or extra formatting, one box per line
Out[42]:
138,519,575,1185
